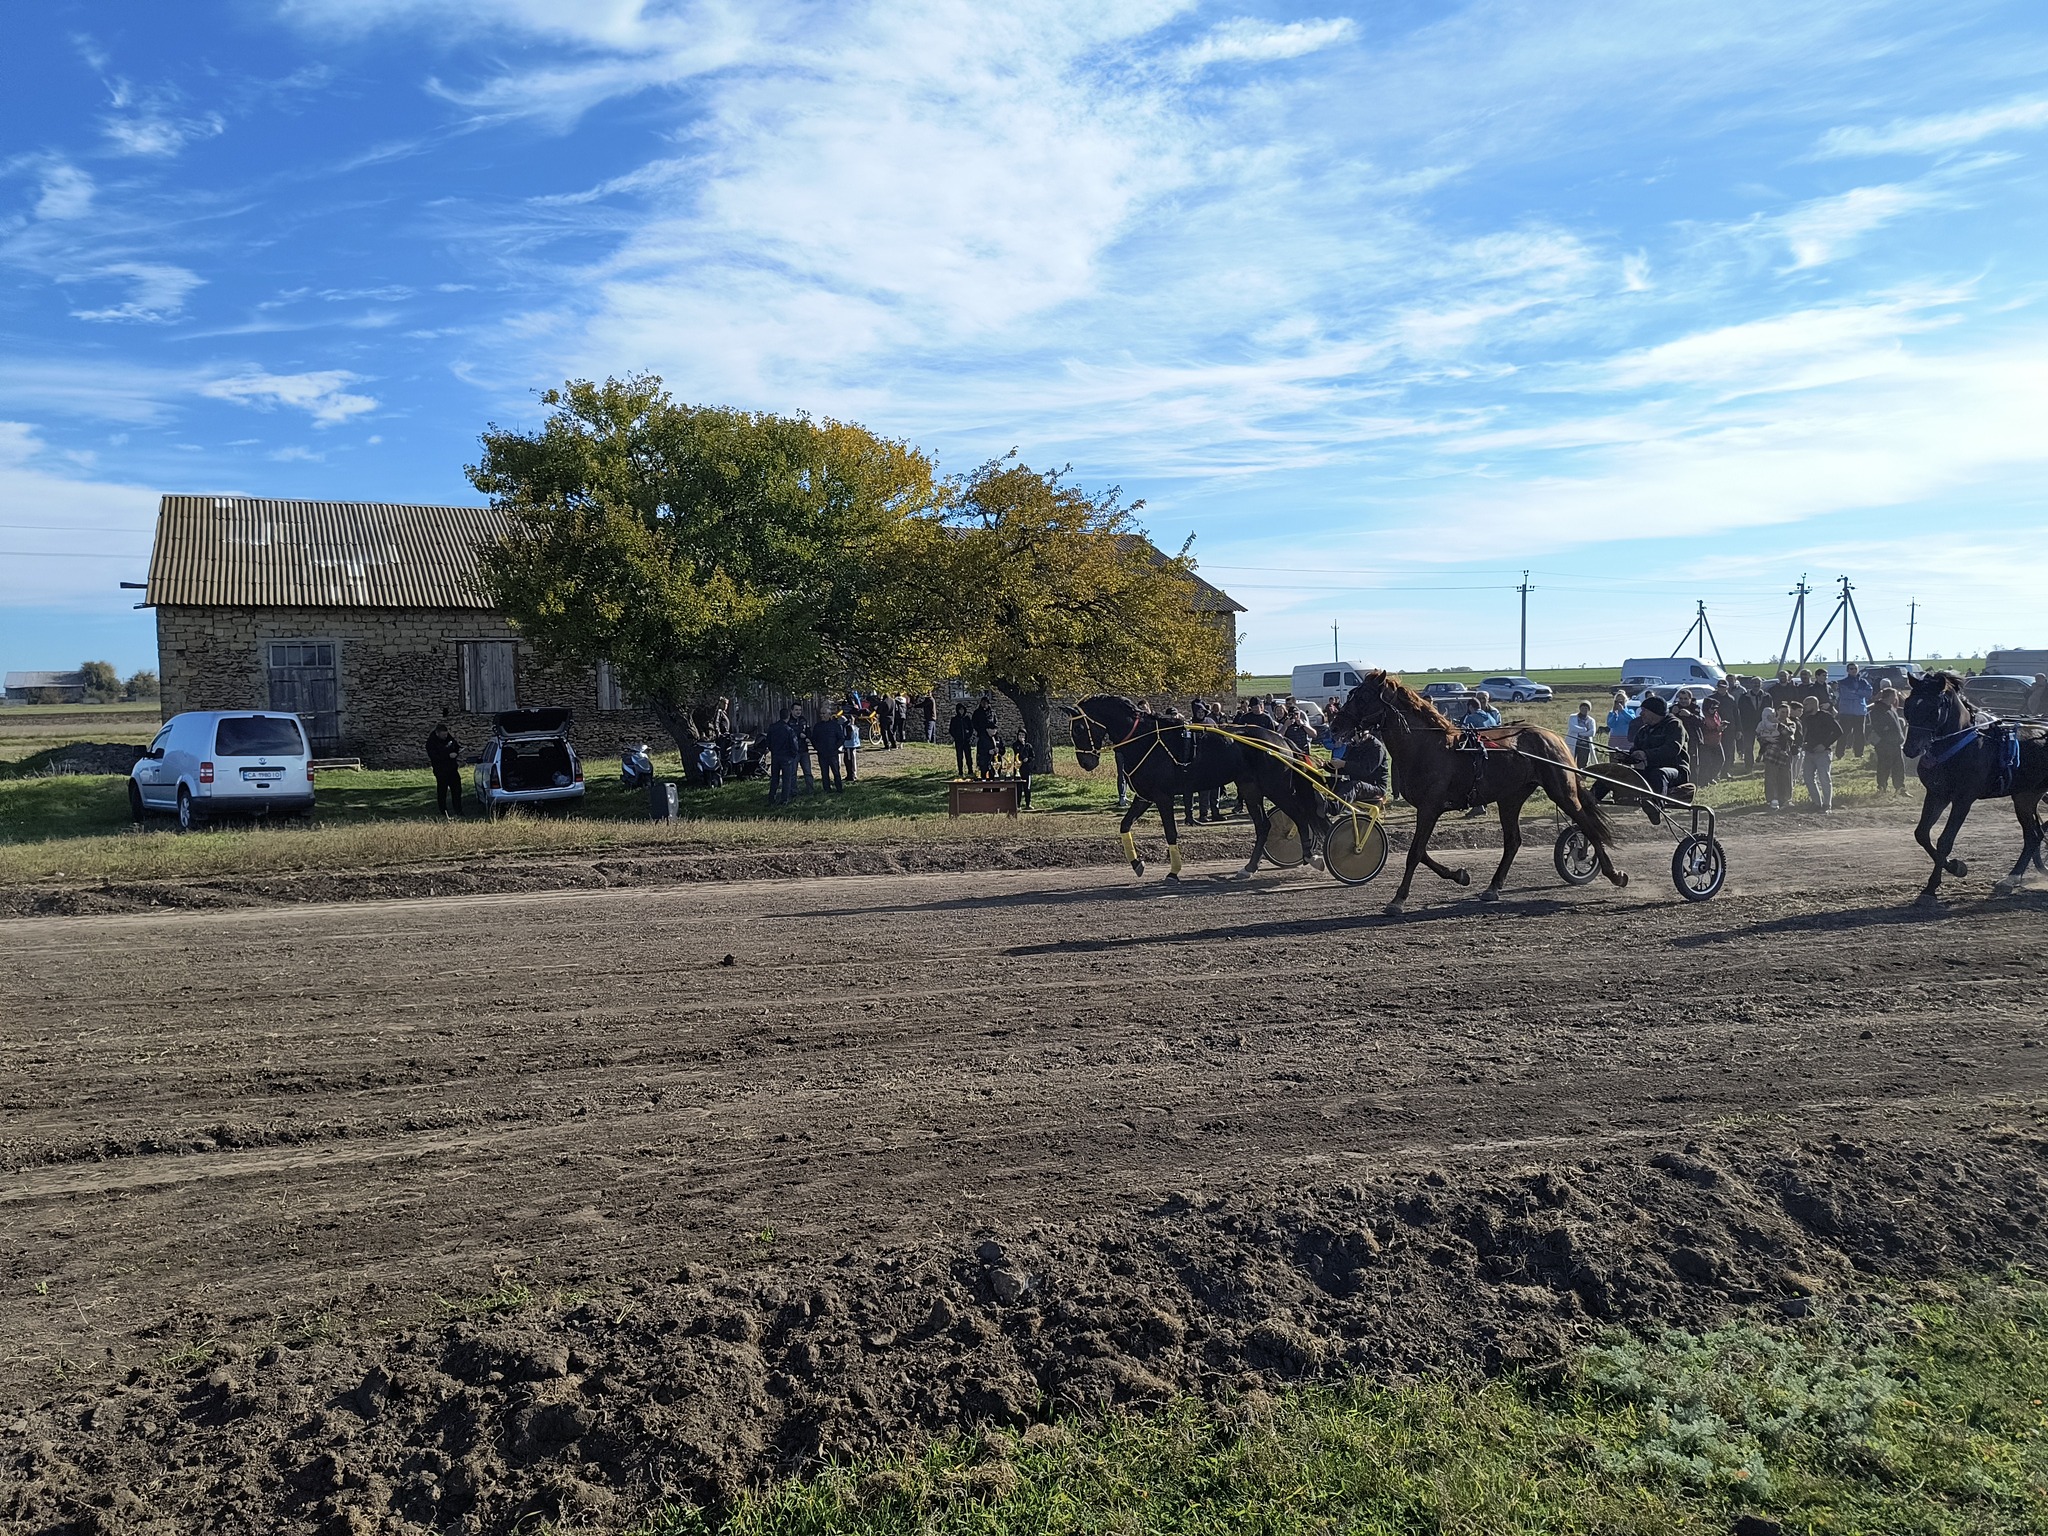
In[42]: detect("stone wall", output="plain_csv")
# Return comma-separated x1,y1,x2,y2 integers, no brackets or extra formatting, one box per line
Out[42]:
153,604,1245,767
154,606,671,767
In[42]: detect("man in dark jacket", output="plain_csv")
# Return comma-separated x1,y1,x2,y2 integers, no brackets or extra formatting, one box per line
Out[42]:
763,710,801,805
425,713,465,817
1797,697,1841,811
1337,729,1391,806
1735,679,1765,770
1627,694,1689,821
809,709,846,791
948,702,975,776
918,691,938,742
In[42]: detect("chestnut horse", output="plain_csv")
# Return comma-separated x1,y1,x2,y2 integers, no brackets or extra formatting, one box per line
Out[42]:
1328,671,1627,912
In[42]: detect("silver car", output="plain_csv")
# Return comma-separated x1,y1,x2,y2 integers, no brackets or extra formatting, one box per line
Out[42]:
1477,675,1554,703
129,711,316,831
475,708,585,818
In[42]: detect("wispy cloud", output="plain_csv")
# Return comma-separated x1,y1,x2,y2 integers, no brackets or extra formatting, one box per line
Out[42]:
67,262,205,322
103,109,225,158
1174,17,1356,73
196,369,378,425
1819,95,2048,158
33,163,95,220
1777,182,1936,269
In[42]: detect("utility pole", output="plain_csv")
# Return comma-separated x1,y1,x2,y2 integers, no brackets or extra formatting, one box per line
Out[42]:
1673,600,1727,668
1332,623,1339,663
1906,600,1917,665
1777,575,1811,671
1518,570,1532,673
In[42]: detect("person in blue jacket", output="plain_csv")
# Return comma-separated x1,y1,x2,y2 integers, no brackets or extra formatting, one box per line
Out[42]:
1834,662,1873,758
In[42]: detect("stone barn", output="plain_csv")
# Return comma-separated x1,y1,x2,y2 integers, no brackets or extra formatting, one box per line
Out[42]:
145,495,665,766
144,493,1246,767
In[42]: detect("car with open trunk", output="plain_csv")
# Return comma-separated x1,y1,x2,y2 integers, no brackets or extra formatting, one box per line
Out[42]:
475,707,584,818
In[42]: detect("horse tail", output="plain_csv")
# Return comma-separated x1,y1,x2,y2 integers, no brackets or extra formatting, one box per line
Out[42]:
1523,726,1622,844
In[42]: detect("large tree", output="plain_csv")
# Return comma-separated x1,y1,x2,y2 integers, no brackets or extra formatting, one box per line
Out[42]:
945,455,1229,772
470,376,953,754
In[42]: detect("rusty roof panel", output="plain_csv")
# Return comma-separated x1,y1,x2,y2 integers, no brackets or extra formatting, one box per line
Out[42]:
144,495,514,608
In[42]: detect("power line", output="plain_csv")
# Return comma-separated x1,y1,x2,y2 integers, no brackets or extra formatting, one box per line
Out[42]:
0,550,146,559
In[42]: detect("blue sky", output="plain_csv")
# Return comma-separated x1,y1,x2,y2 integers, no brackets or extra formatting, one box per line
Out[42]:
3,0,2045,679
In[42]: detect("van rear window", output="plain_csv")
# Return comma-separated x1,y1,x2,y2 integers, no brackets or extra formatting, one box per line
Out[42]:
215,716,306,756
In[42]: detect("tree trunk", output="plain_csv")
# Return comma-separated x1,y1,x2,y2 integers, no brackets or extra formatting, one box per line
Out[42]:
647,697,705,760
993,681,1056,778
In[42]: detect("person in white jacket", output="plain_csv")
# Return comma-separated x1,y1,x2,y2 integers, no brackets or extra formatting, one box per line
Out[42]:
1564,701,1597,768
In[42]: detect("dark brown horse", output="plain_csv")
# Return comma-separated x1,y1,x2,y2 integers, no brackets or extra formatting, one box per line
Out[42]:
1328,670,1627,912
1901,670,2048,904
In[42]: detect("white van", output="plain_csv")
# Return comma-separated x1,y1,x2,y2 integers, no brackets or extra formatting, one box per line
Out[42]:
129,711,315,831
1619,656,1726,691
1290,661,1369,706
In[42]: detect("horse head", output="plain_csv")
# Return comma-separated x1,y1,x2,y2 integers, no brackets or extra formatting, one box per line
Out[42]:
1903,671,1965,758
1327,671,1394,742
1069,694,1138,771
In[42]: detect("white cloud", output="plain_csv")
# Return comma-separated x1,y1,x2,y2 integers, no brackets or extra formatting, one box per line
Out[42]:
1597,295,1959,393
196,369,378,425
1175,17,1356,73
1819,96,2048,158
68,263,206,323
1776,182,1935,269
0,422,158,608
34,163,95,220
103,110,225,158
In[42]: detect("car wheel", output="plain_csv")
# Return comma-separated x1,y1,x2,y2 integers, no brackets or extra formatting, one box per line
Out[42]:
176,787,200,833
128,781,146,823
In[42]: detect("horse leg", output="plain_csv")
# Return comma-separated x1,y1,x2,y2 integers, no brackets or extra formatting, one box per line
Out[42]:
1119,797,1151,876
1280,771,1329,871
1236,786,1270,878
1481,788,1535,901
1996,792,2041,893
1388,805,1464,913
1553,775,1628,890
1916,796,1968,905
1160,797,1183,882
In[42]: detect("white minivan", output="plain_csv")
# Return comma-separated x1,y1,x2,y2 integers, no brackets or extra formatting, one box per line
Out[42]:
1290,661,1370,706
129,711,316,831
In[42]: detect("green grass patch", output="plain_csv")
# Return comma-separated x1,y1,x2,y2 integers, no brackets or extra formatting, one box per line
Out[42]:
640,1276,2048,1536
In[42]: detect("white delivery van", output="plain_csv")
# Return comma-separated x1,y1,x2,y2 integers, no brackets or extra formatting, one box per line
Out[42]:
129,711,316,831
1290,661,1369,706
1619,656,1726,691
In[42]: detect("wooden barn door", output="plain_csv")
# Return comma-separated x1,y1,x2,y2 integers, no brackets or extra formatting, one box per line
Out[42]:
267,641,341,751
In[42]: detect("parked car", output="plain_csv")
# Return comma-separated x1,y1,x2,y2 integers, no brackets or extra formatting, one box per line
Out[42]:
129,711,315,832
475,707,584,818
1476,675,1553,703
1961,674,2036,715
1418,681,1473,711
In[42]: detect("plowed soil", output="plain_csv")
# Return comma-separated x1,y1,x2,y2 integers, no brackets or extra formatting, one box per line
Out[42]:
5,804,2048,1534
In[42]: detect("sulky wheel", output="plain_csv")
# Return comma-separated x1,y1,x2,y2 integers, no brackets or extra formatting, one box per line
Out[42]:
1263,809,1309,868
1554,826,1601,886
1326,816,1389,886
1671,833,1727,901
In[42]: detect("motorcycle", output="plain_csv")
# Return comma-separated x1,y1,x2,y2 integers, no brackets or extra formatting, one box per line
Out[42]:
620,742,654,789
692,739,725,788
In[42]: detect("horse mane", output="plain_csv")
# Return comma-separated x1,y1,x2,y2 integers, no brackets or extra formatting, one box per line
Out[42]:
1367,671,1457,737
1919,670,1964,692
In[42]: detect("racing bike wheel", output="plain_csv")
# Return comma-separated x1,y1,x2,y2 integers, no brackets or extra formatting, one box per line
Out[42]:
1554,826,1601,886
1326,815,1389,886
1671,833,1726,901
1263,809,1308,868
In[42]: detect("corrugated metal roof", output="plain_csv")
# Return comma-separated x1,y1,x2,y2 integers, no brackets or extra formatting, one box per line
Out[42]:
4,670,86,690
144,496,514,609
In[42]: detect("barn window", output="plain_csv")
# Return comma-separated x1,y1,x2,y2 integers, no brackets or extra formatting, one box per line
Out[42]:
460,641,518,714
595,660,626,712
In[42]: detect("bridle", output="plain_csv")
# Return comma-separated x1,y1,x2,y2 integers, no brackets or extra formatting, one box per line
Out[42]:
1070,701,1192,774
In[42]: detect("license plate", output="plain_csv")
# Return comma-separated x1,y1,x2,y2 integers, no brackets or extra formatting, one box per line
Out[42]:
242,768,284,780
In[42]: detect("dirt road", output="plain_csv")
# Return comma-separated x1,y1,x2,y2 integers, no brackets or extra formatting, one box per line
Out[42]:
5,805,2048,1532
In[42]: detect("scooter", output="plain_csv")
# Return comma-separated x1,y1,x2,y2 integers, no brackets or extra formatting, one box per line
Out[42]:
692,740,725,788
620,742,654,789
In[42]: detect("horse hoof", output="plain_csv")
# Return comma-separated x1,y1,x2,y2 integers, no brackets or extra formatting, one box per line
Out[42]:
1453,869,1471,887
1914,890,1940,908
1477,887,1501,904
1131,860,1146,877
1165,872,1181,884
1613,871,1630,889
1383,900,1405,916
1948,859,1969,878
1310,854,1326,870
1230,869,1254,882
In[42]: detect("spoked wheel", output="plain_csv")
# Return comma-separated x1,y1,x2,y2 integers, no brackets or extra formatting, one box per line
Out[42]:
1671,834,1727,901
1263,809,1308,868
1554,826,1601,886
1326,815,1389,886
